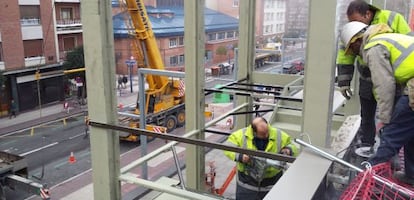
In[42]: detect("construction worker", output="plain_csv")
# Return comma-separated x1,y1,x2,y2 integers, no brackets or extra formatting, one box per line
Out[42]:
336,0,412,149
340,21,414,185
224,117,298,199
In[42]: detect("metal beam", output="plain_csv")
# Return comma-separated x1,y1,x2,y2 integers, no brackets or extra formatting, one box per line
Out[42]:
301,0,337,147
236,0,256,129
81,0,120,199
137,68,185,179
119,174,220,200
184,0,206,190
89,122,296,163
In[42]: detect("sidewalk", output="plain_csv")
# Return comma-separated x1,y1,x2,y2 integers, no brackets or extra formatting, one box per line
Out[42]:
0,76,141,136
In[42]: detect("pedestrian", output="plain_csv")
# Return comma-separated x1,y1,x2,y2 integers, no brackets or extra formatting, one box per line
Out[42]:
336,0,412,149
122,75,128,89
340,21,414,185
9,99,17,119
117,75,123,90
224,117,298,199
84,115,90,139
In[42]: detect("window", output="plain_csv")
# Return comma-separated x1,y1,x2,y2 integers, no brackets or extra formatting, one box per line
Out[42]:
60,8,73,20
170,56,178,66
20,5,41,25
205,50,213,61
63,37,76,51
178,37,184,46
235,31,239,37
23,39,43,58
217,32,225,40
208,33,216,41
233,0,239,7
179,54,185,64
169,38,177,48
226,32,234,38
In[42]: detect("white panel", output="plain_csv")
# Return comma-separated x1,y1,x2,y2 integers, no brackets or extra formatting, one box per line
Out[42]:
0,62,5,71
18,0,39,5
54,0,80,2
0,31,2,42
24,56,45,67
21,26,43,40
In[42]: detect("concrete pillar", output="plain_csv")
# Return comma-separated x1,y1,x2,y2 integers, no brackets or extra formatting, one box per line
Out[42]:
81,0,121,199
184,0,206,190
235,0,256,129
301,0,337,147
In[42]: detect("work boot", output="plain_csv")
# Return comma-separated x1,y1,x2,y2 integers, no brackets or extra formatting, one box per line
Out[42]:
393,171,414,186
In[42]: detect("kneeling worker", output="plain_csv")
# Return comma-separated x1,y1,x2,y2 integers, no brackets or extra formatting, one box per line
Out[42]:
224,117,298,200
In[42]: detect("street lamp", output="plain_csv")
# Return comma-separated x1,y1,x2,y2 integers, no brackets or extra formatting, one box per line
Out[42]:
125,56,136,93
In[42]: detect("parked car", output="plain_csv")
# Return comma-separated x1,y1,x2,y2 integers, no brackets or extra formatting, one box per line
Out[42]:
282,60,304,74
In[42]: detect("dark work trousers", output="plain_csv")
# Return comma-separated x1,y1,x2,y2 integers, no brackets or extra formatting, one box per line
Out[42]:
236,184,268,200
368,96,414,178
358,79,377,146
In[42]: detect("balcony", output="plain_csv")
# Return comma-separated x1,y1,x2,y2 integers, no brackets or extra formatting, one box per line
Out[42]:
54,0,80,2
20,18,41,26
56,19,82,34
25,56,45,67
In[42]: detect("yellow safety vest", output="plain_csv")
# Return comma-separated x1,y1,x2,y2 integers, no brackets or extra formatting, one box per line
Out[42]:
223,125,298,179
337,10,413,65
364,33,414,83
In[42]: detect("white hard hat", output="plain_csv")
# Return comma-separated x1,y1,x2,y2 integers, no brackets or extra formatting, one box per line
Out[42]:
340,21,368,54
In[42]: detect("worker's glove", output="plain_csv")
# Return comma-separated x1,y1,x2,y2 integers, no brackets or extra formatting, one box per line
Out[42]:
340,86,353,100
408,78,414,111
279,147,292,156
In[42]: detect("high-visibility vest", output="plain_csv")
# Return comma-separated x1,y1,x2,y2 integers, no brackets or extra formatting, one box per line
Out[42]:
223,125,298,178
337,10,413,65
364,33,414,83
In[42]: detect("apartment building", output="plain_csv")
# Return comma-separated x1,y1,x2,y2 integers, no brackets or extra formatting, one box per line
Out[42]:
112,1,238,74
285,0,308,38
206,0,286,46
0,0,82,114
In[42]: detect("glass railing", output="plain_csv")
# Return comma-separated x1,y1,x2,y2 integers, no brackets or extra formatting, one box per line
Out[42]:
20,18,41,25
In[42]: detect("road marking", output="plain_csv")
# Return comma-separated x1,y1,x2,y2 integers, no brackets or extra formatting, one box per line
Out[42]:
19,142,59,157
69,133,87,140
206,77,214,83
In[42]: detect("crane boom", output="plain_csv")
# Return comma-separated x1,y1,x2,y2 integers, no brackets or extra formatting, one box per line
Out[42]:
125,0,168,91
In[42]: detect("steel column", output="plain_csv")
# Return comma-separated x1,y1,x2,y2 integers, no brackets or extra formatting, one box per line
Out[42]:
81,0,120,199
236,0,257,129
184,0,206,190
301,0,337,147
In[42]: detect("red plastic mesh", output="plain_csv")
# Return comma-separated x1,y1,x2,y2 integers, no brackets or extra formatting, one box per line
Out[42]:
340,163,414,200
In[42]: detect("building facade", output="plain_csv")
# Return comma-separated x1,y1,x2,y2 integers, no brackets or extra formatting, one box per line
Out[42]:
0,0,83,115
285,0,309,38
113,3,239,74
206,0,286,47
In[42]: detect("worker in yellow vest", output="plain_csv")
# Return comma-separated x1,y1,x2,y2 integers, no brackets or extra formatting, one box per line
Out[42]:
224,117,298,199
337,0,412,149
341,21,414,185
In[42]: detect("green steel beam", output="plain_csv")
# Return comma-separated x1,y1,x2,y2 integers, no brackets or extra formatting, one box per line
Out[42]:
301,0,337,147
236,0,256,129
81,0,121,199
184,0,206,190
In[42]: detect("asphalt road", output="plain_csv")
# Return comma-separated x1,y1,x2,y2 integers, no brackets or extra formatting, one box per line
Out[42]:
0,116,143,199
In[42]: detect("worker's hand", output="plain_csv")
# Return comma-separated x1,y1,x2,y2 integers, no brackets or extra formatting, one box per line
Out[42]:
340,86,353,100
279,148,291,156
241,154,250,164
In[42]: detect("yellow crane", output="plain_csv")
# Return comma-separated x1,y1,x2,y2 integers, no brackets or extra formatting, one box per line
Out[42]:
120,0,186,140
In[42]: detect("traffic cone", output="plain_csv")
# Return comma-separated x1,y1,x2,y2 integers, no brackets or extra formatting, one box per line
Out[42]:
69,152,76,164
